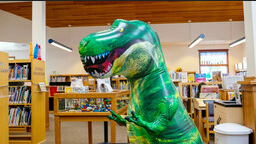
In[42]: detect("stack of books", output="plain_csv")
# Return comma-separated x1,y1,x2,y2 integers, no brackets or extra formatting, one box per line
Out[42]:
9,107,31,126
9,64,30,80
9,86,31,104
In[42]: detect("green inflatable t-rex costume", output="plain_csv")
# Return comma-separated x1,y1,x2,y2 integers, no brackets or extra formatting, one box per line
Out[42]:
79,19,203,144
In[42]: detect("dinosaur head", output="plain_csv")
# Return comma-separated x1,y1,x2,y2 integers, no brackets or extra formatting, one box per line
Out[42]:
79,19,165,79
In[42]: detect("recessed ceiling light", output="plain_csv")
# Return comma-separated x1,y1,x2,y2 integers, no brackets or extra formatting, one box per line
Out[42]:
147,22,151,24
107,23,111,26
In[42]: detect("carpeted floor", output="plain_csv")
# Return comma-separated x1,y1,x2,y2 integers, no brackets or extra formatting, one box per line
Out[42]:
43,114,214,144
43,114,128,144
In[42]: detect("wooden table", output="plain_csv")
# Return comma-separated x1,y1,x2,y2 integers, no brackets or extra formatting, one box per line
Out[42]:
193,98,220,138
54,90,130,144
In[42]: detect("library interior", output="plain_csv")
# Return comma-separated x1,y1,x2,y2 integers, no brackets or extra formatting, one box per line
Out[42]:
1,1,256,144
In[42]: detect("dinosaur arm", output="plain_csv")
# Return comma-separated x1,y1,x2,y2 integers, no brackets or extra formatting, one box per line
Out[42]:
126,96,179,135
107,110,127,126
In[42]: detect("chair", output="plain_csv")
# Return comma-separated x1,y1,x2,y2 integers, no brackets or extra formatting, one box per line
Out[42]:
202,102,215,143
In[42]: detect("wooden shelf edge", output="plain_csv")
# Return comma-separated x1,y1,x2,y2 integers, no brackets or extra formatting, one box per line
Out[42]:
9,80,31,82
9,59,32,63
9,103,32,106
9,125,31,128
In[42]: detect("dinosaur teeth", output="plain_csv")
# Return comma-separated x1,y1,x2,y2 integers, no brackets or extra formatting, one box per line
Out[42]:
98,54,101,59
84,57,87,63
91,56,95,64
94,70,100,77
102,53,105,58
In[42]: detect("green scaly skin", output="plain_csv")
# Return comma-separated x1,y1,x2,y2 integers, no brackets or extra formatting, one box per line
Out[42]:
79,19,203,144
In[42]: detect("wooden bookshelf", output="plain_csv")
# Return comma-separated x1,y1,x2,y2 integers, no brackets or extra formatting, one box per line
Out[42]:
9,59,46,144
50,74,96,90
179,81,222,118
0,52,9,144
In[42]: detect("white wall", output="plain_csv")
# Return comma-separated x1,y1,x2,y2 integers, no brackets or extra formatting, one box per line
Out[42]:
162,43,245,75
0,10,246,82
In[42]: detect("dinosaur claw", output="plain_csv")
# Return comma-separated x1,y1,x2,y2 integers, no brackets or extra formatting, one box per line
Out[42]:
131,111,135,115
125,116,130,121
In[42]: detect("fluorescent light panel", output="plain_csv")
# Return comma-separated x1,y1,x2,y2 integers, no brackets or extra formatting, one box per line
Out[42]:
229,37,246,47
188,34,205,48
48,39,72,52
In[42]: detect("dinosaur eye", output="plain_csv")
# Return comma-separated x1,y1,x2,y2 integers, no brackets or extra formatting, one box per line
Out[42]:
83,40,90,47
120,28,124,32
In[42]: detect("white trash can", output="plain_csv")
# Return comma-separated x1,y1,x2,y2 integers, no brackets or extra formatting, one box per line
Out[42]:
214,123,252,144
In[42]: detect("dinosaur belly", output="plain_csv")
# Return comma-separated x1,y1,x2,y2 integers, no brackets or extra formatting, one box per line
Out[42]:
127,98,201,143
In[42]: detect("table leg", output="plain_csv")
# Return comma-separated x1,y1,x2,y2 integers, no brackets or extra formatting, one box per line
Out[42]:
110,121,116,143
55,116,61,144
104,121,108,142
198,110,203,136
88,121,92,144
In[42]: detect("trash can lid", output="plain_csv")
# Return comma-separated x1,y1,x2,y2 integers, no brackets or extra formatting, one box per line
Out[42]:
214,123,252,135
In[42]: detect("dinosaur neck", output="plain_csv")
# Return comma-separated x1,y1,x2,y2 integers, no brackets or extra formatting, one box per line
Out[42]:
128,67,178,99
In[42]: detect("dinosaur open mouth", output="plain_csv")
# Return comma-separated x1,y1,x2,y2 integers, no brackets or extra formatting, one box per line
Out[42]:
83,47,126,77
82,39,144,78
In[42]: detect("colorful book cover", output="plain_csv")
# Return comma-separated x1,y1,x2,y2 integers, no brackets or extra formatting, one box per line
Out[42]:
188,74,195,82
212,71,222,82
195,73,206,82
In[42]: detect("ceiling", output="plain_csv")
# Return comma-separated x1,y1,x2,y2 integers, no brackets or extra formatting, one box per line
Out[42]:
0,1,244,28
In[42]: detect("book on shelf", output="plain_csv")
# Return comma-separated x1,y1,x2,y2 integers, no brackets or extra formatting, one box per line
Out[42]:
9,86,31,104
169,71,188,82
38,82,47,92
182,85,190,98
50,76,67,82
195,73,206,82
191,85,198,97
201,85,219,93
212,71,222,82
9,107,31,126
9,64,30,80
188,74,195,82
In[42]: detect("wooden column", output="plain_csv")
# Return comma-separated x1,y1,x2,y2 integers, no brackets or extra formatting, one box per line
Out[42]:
239,77,256,143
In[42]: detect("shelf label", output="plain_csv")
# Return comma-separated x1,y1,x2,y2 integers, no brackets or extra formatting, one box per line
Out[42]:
24,82,32,86
33,67,45,76
0,62,8,73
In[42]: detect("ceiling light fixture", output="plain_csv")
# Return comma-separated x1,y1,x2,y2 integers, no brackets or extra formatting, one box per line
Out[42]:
188,34,205,48
48,39,72,52
229,37,246,47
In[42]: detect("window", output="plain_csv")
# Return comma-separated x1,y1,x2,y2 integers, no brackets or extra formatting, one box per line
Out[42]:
199,49,229,80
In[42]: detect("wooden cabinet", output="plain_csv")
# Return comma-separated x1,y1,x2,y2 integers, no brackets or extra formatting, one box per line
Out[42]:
214,102,243,126
0,52,9,144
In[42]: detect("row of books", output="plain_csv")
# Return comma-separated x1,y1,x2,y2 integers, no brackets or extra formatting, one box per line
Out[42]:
9,64,30,80
9,86,31,104
169,71,188,82
182,85,198,98
9,107,31,126
169,71,224,82
50,76,67,82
